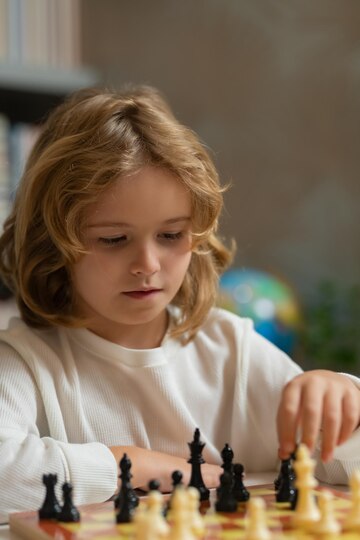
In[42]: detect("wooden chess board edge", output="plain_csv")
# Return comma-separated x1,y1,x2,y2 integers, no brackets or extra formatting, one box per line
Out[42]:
9,514,57,540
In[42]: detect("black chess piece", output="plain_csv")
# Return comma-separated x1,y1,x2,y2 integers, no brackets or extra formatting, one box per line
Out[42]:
171,470,183,489
289,451,298,510
187,428,210,501
38,473,62,520
165,470,184,516
114,453,139,511
232,463,250,502
274,469,282,491
58,482,80,522
276,459,296,505
148,479,161,491
215,472,237,513
116,488,135,523
221,443,234,476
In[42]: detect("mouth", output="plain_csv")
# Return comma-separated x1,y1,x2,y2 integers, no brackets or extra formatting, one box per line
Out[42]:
122,289,162,299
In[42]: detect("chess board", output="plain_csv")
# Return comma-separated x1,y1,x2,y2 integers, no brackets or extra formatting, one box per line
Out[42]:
9,484,359,540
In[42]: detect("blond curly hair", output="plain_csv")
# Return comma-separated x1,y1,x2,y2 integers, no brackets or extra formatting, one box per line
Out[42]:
0,85,234,342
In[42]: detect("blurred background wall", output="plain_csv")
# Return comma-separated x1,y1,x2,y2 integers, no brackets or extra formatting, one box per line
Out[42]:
1,0,358,367
81,0,360,309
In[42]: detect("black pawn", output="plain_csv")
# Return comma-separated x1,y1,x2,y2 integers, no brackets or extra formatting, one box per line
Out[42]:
276,459,296,505
215,472,237,513
148,479,161,491
38,473,62,520
171,470,183,490
165,471,184,516
114,453,139,511
187,428,210,501
232,463,250,502
221,443,234,476
58,483,80,522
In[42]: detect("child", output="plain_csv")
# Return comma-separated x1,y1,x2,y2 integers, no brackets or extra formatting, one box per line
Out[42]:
0,86,359,521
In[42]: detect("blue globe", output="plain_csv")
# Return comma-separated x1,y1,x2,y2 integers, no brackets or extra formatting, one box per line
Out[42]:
218,268,302,355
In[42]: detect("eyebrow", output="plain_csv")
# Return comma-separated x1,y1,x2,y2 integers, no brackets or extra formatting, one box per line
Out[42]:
87,217,191,228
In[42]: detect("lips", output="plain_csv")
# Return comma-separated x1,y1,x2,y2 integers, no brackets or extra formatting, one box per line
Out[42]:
122,289,161,299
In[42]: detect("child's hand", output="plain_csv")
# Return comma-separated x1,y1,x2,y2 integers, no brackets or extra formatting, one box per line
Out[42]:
277,370,360,463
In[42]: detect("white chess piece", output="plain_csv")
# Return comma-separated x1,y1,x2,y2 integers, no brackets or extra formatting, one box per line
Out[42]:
311,490,340,536
134,491,169,540
186,487,205,537
343,470,360,532
168,487,196,540
243,497,272,540
291,443,320,530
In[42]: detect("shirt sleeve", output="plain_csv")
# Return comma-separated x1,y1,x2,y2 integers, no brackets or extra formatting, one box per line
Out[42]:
0,342,118,522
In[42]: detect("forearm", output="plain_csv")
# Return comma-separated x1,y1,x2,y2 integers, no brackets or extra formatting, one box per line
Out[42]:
109,445,222,492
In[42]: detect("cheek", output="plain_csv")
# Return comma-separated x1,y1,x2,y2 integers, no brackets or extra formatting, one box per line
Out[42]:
169,250,192,279
73,254,110,291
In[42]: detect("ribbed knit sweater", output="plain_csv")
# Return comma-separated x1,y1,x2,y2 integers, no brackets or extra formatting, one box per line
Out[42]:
0,307,359,522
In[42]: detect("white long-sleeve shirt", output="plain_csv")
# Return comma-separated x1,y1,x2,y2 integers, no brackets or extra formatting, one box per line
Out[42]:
0,307,359,521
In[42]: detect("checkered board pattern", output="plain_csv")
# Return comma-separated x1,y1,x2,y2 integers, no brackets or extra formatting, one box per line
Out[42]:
9,484,359,540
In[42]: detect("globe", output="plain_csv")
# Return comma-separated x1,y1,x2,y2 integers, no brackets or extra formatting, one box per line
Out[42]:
218,268,302,355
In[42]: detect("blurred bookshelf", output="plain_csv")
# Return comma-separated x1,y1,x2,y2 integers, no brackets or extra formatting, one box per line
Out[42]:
0,0,99,301
0,62,98,122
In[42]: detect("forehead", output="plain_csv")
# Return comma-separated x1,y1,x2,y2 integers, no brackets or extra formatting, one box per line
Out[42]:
86,166,191,226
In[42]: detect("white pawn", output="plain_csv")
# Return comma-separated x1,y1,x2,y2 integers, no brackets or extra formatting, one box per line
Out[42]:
134,491,170,540
243,497,272,540
343,470,360,532
168,487,196,540
311,490,340,536
187,487,205,537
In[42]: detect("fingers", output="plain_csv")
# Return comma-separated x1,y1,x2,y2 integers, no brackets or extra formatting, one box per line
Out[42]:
277,378,302,459
277,370,360,463
320,390,341,462
337,390,360,446
298,379,324,453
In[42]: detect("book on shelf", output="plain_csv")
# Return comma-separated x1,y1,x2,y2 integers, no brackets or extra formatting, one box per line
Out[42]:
1,0,82,69
0,116,40,231
0,114,10,230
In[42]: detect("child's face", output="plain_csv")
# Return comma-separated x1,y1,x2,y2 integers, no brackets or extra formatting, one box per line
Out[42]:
72,165,192,346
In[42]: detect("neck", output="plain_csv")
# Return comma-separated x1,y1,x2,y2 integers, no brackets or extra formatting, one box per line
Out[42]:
86,311,169,349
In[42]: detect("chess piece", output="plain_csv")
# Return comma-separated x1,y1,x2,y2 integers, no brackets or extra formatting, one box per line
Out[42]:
38,473,61,520
148,479,161,492
187,487,205,537
171,470,184,489
166,470,184,515
276,459,296,505
221,443,234,476
215,472,237,513
58,482,80,522
343,470,360,532
274,469,281,492
243,497,272,540
291,444,320,530
114,453,139,511
116,488,136,523
168,487,196,540
311,490,340,536
187,428,210,501
134,490,170,540
233,463,250,502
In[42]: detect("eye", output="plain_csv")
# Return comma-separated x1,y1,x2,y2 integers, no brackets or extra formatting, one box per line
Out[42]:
98,236,127,246
159,232,184,241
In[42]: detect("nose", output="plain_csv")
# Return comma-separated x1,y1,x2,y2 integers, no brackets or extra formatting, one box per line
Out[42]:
130,242,161,276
